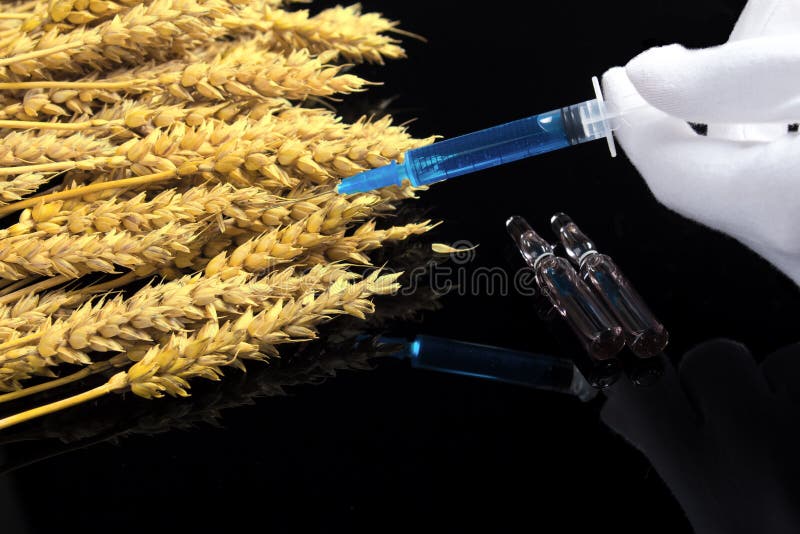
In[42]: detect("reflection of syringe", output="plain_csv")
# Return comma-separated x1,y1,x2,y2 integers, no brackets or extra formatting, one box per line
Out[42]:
382,335,598,402
337,77,631,195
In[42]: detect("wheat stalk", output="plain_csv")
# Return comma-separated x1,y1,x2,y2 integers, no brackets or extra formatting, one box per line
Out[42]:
119,269,402,399
44,0,286,26
0,110,431,221
0,264,350,385
1,1,404,80
0,102,429,185
0,46,369,117
0,0,440,430
0,172,58,205
0,130,116,167
0,188,394,294
0,185,381,292
2,183,284,237
0,0,233,79
0,269,400,429
0,221,201,280
0,216,426,387
226,3,405,64
199,219,433,275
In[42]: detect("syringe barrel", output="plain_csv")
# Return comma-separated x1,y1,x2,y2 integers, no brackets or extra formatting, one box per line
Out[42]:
404,99,609,188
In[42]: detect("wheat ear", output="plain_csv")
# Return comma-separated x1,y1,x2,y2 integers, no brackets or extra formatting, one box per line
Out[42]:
0,270,400,430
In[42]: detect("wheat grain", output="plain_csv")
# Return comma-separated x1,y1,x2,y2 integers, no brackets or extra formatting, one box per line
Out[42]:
225,3,405,64
0,103,430,210
1,1,404,80
67,269,401,406
0,130,116,167
199,218,433,277
0,288,90,389
3,183,286,237
0,0,233,79
0,108,429,204
0,289,79,343
0,221,201,280
0,0,439,426
45,0,287,27
47,0,143,25
110,270,402,399
0,264,352,388
0,46,368,116
0,173,56,205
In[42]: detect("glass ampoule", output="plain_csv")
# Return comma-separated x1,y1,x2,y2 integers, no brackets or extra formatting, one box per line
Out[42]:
507,216,624,360
551,213,668,358
531,293,622,389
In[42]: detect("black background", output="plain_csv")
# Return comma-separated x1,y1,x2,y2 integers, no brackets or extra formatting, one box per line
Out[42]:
2,0,800,532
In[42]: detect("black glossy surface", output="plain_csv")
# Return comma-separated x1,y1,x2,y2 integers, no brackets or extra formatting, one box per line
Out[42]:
3,0,800,532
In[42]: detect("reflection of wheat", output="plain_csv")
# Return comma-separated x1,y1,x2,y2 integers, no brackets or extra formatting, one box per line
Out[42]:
0,0,439,430
0,337,400,449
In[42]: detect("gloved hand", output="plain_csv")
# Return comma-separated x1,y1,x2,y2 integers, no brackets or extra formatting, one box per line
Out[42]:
601,0,800,285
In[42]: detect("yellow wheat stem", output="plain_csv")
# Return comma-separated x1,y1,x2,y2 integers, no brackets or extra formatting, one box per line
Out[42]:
0,381,116,431
0,332,44,353
77,271,140,295
0,161,86,177
0,41,85,67
0,169,175,217
0,119,114,130
0,355,126,404
0,276,67,306
0,0,434,426
0,80,142,90
0,278,38,298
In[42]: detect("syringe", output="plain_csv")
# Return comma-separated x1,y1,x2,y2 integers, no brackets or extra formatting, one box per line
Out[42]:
336,77,620,195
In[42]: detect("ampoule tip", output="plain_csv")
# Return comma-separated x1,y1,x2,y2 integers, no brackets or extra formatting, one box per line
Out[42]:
550,212,573,233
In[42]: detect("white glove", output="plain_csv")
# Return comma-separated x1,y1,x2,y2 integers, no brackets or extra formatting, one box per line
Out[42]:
601,0,800,285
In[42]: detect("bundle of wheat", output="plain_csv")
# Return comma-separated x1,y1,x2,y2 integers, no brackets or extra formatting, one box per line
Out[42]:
0,0,436,430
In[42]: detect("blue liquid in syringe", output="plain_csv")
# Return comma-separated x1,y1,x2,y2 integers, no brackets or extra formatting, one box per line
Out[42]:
336,100,609,195
408,109,571,186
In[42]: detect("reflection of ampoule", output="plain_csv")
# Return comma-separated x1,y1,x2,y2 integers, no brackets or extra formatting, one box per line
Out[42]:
532,293,622,389
551,213,668,358
620,352,665,387
506,216,624,360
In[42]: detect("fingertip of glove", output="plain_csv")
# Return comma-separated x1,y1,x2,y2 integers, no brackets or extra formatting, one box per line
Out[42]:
626,44,687,80
601,66,627,86
626,44,690,108
601,66,636,103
